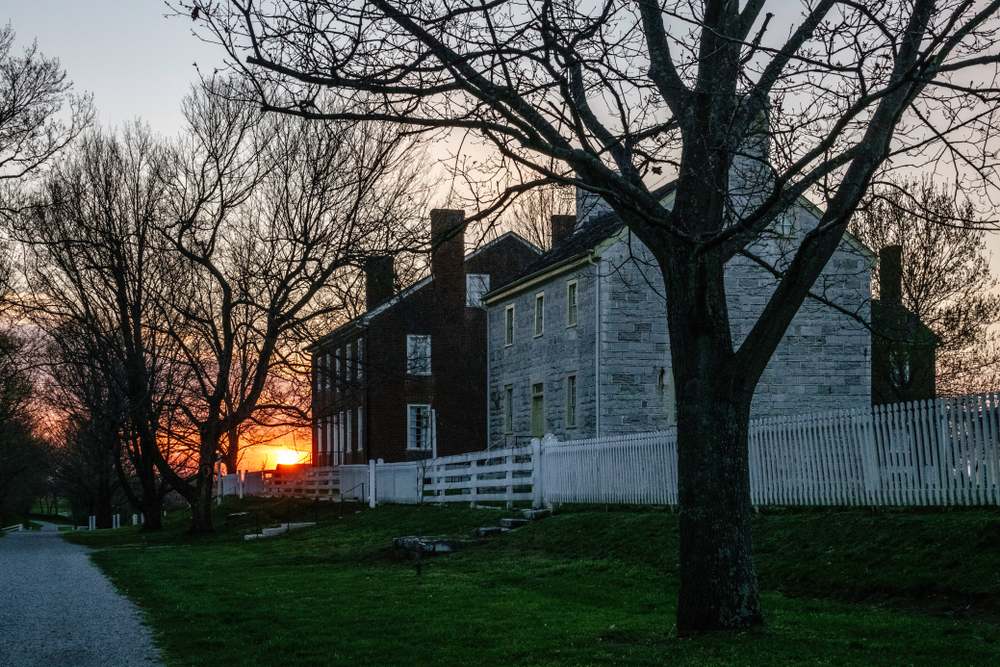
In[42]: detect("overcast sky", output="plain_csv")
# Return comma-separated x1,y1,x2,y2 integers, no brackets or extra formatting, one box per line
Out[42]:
6,1,224,137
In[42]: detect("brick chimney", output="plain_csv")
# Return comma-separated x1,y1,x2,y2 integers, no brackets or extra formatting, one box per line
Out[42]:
879,245,903,303
430,209,466,309
551,214,576,247
364,255,395,308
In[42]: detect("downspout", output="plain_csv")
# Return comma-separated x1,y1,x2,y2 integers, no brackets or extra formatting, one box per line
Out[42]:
486,305,491,450
588,252,602,438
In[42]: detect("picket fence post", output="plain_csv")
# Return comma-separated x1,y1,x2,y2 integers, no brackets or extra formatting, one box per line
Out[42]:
368,459,376,508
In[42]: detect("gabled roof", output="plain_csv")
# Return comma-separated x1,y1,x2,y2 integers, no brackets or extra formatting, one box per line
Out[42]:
483,182,875,305
308,231,541,352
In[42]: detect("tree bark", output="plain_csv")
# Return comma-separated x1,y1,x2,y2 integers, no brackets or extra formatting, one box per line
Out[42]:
659,239,764,632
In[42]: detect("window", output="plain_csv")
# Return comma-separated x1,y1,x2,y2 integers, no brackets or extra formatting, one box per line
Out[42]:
531,382,545,437
566,375,577,428
357,337,363,377
504,305,515,346
346,344,352,380
347,410,352,453
325,354,332,390
339,411,345,460
566,281,578,327
406,334,432,375
504,385,514,434
778,211,795,237
357,407,363,451
467,274,490,307
534,293,545,337
407,404,432,450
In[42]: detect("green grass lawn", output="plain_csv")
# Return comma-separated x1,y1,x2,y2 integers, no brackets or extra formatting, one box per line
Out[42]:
66,500,1000,666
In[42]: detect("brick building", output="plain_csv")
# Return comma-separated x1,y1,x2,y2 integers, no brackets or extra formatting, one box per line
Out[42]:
309,210,541,465
870,245,938,405
483,186,875,443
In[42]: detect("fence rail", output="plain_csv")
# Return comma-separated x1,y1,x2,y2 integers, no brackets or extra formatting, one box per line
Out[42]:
342,392,1000,508
263,466,340,499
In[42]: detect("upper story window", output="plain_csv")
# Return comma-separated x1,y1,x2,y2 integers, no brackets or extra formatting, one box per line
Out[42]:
406,334,432,375
504,305,514,347
566,280,578,327
467,274,490,308
534,293,544,337
346,344,352,380
356,337,364,378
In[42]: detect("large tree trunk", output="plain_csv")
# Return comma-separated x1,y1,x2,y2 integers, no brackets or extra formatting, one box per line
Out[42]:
221,427,239,475
660,238,764,633
675,395,761,632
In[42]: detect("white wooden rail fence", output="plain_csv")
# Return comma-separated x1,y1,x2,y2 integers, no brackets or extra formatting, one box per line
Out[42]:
335,392,1000,508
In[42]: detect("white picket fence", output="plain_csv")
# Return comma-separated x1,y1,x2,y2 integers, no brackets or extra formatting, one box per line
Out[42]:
338,392,1000,508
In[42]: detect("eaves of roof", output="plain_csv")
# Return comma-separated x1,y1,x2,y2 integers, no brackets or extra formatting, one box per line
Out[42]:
306,231,542,353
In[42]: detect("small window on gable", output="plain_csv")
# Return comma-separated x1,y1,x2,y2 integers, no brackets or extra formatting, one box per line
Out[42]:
406,335,432,375
534,293,544,337
504,305,514,347
467,274,490,307
778,211,795,237
566,280,578,327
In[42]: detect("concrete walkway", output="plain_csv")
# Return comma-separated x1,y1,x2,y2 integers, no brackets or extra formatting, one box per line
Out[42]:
0,529,163,667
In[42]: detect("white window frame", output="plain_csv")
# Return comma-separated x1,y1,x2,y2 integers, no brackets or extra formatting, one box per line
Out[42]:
534,293,545,337
466,274,490,308
357,337,363,378
357,406,363,451
406,334,432,375
504,305,515,347
566,375,577,428
566,280,578,328
407,404,433,451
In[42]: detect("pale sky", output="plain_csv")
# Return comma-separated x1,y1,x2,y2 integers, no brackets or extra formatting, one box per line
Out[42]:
6,0,223,137
6,0,1000,279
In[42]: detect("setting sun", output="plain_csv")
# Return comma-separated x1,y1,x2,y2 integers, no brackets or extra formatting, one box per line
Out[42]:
275,449,307,466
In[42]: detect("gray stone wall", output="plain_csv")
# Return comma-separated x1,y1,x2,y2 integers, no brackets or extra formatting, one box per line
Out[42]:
487,201,872,444
487,262,600,445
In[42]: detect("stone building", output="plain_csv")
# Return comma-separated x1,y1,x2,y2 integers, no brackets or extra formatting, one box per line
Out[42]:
308,210,541,465
483,186,875,444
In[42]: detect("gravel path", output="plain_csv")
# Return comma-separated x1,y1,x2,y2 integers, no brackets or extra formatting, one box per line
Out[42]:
0,529,164,667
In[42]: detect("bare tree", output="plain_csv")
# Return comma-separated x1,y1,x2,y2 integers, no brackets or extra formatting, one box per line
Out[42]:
13,124,180,530
189,0,1000,630
155,79,432,533
0,24,92,186
0,331,47,526
851,178,1000,396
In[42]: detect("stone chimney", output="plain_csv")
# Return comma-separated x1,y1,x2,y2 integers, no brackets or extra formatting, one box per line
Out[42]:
364,255,395,308
430,209,466,309
575,180,614,226
879,245,903,303
551,214,576,247
729,98,772,220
